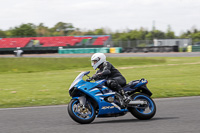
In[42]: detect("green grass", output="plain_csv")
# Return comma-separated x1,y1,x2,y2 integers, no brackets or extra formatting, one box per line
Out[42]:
0,57,165,73
0,57,200,108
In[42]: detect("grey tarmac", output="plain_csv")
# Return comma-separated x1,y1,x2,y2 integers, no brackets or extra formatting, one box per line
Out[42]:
0,96,200,133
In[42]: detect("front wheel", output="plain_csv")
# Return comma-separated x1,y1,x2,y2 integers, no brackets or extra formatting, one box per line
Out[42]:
128,93,156,120
68,99,96,124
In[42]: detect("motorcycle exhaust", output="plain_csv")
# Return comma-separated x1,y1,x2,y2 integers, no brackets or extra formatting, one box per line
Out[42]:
128,100,147,106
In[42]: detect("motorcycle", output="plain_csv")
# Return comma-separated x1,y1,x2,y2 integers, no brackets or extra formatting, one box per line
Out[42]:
68,71,156,124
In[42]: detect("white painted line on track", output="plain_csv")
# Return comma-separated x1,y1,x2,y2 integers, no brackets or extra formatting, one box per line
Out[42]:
0,104,68,111
0,96,200,111
154,96,200,101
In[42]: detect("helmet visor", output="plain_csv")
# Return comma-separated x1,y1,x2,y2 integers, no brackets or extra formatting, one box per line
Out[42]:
92,60,98,65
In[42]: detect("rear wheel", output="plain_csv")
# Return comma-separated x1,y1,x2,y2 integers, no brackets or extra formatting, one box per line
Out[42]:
68,99,96,124
128,93,156,120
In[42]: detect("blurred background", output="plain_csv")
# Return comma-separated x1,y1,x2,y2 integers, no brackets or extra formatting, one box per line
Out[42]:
1,0,200,54
0,0,200,108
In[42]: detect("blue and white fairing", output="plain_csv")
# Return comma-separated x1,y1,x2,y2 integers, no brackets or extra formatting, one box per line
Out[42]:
69,71,127,116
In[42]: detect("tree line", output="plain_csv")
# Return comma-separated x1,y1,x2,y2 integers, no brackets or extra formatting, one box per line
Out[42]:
0,22,200,44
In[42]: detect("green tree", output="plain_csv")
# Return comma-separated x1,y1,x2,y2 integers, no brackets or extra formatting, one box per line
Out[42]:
179,32,190,39
36,23,50,36
191,32,200,44
118,32,129,41
153,30,165,39
10,23,36,37
165,25,175,39
5,30,13,37
139,27,149,40
145,32,153,40
84,30,95,35
51,22,74,36
94,29,105,35
128,30,143,40
145,30,165,40
69,29,84,36
0,30,6,38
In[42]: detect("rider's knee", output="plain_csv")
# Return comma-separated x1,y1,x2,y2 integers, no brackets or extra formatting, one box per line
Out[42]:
107,80,119,91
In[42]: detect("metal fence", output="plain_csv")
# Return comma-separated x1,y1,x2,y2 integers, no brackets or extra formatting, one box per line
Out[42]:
103,40,179,52
104,39,191,48
104,40,154,48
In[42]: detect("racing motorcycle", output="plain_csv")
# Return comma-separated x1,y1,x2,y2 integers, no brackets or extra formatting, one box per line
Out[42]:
68,71,156,124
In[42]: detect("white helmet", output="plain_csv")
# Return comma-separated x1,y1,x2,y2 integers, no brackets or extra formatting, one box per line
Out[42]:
91,53,106,70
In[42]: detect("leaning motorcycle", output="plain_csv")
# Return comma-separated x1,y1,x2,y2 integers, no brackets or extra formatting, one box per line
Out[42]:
68,71,156,124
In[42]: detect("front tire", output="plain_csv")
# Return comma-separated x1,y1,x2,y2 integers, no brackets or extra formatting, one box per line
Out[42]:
128,93,156,120
68,99,96,124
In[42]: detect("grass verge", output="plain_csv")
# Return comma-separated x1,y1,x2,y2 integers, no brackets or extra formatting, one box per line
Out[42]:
0,57,200,108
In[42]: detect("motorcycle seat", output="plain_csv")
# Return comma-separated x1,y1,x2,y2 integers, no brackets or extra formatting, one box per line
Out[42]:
123,80,140,89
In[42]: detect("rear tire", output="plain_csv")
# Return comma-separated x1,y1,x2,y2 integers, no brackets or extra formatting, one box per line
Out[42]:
128,93,156,120
68,99,96,124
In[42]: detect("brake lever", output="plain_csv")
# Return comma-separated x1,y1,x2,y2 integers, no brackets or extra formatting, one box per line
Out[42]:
86,74,93,82
86,74,90,78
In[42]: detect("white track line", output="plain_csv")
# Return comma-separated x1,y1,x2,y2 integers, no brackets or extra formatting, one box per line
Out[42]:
0,104,67,111
0,96,200,111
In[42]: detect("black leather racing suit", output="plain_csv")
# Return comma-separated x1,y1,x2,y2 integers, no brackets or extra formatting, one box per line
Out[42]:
92,61,126,93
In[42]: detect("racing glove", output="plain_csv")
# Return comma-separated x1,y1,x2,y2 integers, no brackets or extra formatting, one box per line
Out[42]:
92,73,102,80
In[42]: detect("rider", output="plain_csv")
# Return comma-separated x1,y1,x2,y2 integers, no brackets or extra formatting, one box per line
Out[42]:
89,53,127,99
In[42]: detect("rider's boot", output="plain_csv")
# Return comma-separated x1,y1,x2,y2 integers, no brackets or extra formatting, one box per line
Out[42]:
117,87,131,108
118,88,125,97
118,88,130,103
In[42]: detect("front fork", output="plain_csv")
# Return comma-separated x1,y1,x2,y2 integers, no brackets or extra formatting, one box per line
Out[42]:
78,96,87,108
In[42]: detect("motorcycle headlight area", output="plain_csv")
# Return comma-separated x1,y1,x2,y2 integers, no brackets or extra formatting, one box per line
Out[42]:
69,87,78,97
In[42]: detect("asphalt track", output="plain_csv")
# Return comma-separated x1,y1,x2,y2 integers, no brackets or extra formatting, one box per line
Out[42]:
0,96,200,133
0,52,200,58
